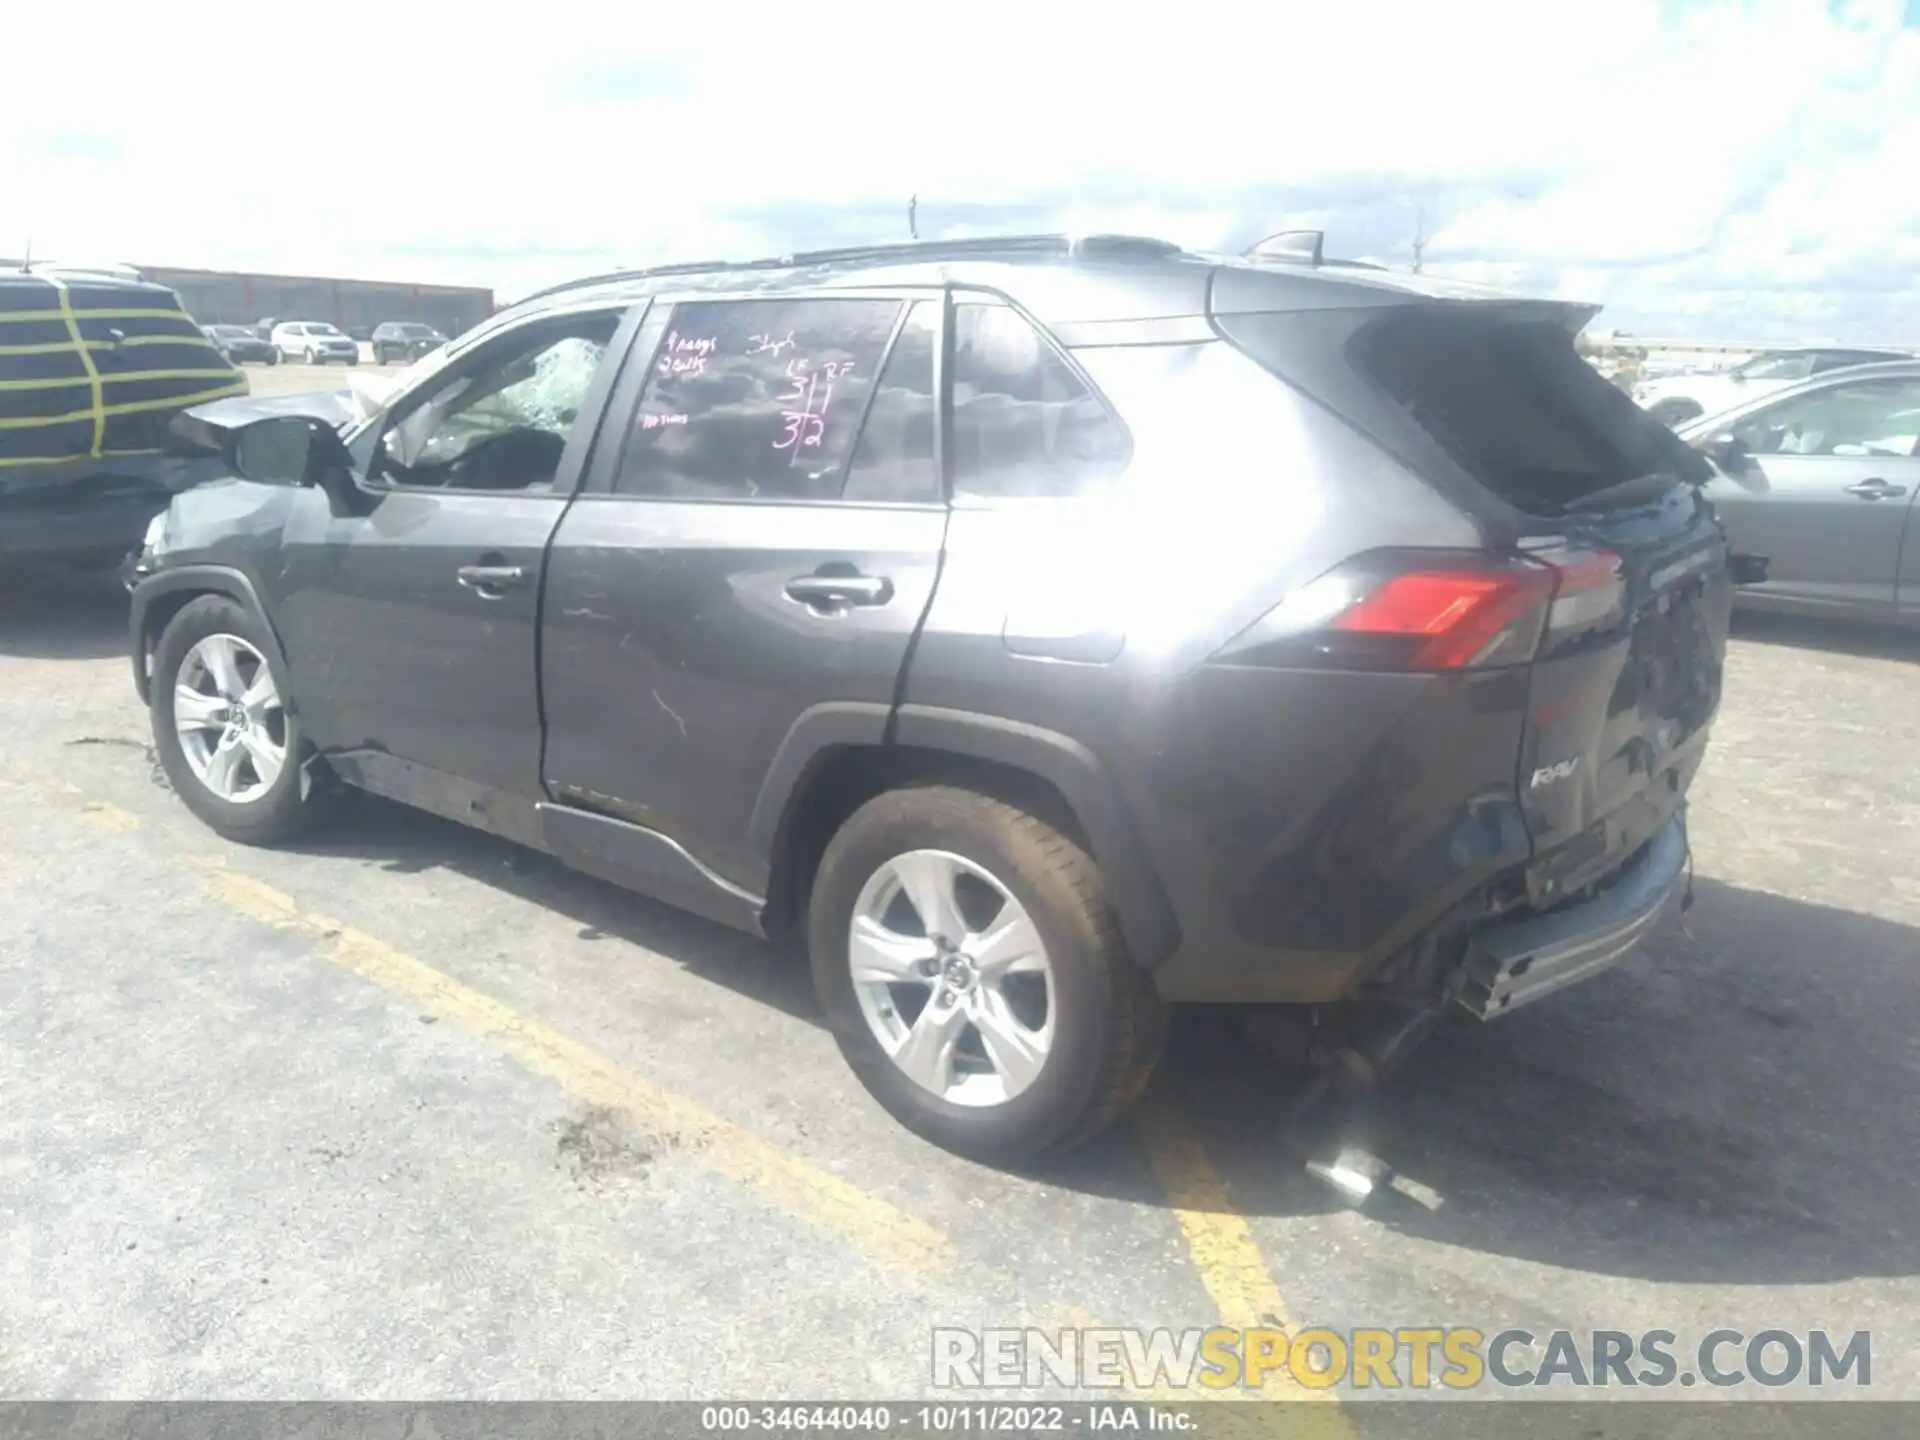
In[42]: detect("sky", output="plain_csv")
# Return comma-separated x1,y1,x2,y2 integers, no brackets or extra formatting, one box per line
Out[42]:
0,0,1915,343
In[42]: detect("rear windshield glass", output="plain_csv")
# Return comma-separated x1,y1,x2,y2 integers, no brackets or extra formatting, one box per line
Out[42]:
1358,313,1707,509
1218,306,1708,513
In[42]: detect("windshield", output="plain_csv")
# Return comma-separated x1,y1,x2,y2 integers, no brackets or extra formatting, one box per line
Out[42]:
1732,352,1815,382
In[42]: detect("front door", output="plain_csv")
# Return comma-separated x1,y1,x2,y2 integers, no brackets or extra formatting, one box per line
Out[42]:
1707,375,1920,612
272,303,641,813
541,292,948,897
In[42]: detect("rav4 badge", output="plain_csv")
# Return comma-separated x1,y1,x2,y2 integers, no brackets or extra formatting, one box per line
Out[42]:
1530,757,1581,788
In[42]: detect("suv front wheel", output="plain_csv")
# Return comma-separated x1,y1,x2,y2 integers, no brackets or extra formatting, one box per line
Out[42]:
149,595,332,845
808,785,1166,1163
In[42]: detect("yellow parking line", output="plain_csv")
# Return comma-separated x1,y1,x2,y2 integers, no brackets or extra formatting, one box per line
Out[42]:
192,863,955,1279
80,799,142,832
36,768,1342,1420
1138,1098,1355,1430
1139,1098,1298,1334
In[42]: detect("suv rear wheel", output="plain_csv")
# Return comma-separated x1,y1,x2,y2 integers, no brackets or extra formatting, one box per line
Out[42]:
149,595,332,845
808,785,1166,1163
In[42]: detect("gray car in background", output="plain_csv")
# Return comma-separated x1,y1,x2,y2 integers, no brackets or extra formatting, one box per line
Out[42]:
201,324,279,365
1681,360,1920,624
124,233,1732,1161
371,321,448,365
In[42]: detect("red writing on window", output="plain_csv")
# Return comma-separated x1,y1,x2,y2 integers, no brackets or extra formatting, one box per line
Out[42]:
774,356,854,454
658,331,716,377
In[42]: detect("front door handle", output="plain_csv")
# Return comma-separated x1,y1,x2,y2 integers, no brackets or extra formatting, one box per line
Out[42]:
1843,478,1908,500
784,573,894,609
456,563,528,596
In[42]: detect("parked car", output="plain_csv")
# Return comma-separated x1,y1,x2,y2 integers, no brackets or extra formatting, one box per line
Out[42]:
371,321,448,365
1680,360,1920,624
202,323,279,365
0,267,245,574
1636,346,1911,427
270,321,359,365
124,233,1731,1160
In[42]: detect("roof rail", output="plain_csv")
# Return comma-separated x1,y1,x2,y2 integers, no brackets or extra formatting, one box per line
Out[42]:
518,233,1185,306
10,260,146,281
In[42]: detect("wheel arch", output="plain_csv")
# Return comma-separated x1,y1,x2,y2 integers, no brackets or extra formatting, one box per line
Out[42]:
130,566,290,705
752,703,1179,967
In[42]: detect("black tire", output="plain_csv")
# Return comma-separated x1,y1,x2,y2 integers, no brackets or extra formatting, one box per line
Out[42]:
265,351,279,366
809,784,1166,1164
149,595,332,846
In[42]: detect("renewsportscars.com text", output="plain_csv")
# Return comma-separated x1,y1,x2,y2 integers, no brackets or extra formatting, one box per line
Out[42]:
931,1326,1872,1391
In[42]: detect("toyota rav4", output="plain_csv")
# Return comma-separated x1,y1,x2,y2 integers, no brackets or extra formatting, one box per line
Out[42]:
124,234,1731,1161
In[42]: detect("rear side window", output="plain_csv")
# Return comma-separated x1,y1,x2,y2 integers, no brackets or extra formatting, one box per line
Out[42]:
615,298,899,501
842,300,940,504
950,302,1130,499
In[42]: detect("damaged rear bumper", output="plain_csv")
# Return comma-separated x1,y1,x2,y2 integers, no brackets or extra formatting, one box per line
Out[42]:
1456,812,1687,1020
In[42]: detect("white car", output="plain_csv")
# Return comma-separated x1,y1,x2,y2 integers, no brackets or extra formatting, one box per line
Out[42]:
271,321,360,366
1634,346,1910,427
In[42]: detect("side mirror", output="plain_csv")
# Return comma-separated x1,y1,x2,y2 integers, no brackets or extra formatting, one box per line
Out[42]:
1701,432,1748,471
228,415,350,487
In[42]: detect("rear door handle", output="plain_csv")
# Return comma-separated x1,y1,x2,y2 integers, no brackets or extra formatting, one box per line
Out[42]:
784,573,894,609
456,563,528,596
1843,478,1907,499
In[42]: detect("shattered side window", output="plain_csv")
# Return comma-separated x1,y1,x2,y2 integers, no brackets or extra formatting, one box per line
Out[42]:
378,311,622,488
468,335,609,435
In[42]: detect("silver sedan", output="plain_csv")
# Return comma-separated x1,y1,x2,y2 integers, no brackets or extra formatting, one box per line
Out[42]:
1680,360,1920,625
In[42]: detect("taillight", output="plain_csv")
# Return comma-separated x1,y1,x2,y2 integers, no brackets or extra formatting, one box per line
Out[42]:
1537,546,1626,637
1212,547,1623,673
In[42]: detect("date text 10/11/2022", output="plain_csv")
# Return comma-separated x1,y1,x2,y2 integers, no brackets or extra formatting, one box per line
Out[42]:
644,328,855,454
698,1405,1198,1433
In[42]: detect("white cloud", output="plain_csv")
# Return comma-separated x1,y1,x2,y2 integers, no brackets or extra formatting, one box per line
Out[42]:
0,0,1914,340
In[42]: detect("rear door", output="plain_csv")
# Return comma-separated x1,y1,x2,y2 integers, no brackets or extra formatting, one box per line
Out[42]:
539,290,947,899
1702,375,1920,611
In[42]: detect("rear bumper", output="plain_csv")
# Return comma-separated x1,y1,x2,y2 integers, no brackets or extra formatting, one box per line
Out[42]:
1455,812,1687,1020
0,492,162,561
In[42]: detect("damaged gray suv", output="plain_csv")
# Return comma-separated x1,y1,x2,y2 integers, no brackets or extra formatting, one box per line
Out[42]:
124,233,1731,1161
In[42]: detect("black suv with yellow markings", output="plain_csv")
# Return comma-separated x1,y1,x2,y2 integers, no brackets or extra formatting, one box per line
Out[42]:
1,267,245,574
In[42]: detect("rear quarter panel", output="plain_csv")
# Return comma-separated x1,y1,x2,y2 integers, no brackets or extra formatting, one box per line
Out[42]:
901,336,1521,997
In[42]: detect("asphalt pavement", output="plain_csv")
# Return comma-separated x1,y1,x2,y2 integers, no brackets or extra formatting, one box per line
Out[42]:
2,458,1917,1416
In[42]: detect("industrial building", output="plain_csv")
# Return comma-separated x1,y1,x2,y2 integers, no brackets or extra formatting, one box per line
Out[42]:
1,260,496,339
139,263,495,338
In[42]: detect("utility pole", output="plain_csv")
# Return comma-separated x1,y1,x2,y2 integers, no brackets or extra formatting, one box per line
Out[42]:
908,194,918,241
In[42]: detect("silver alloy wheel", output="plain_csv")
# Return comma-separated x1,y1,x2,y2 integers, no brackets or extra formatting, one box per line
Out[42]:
173,633,288,805
848,849,1055,1108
